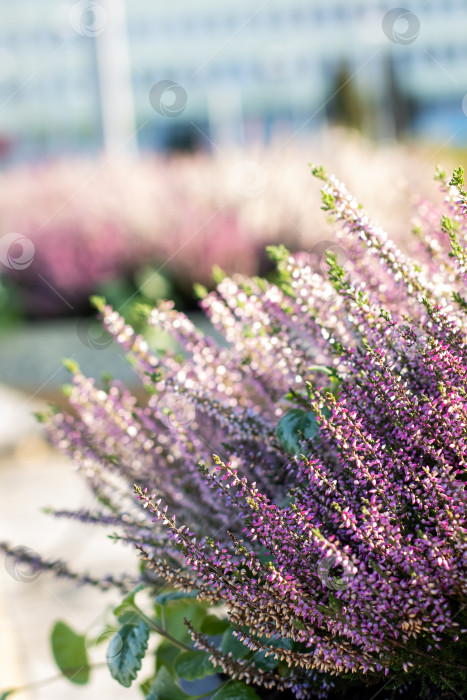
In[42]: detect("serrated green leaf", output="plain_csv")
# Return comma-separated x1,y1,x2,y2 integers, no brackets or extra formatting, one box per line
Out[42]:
106,621,150,688
50,621,90,685
174,650,217,680
276,409,320,454
200,615,230,636
214,681,261,699
116,609,141,625
145,667,190,700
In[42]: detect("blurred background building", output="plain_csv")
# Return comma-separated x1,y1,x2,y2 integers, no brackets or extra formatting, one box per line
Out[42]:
0,0,466,164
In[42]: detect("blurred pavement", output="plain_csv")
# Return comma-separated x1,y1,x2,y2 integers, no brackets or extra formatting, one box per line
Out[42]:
0,385,144,699
0,314,223,399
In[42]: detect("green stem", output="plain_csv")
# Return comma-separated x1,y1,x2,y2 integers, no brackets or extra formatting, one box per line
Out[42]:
131,604,193,652
307,365,335,376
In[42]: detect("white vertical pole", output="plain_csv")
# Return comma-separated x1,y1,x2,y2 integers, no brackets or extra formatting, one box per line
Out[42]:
94,0,138,155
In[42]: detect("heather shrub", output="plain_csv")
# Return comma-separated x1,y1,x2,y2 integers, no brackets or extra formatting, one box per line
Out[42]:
2,164,466,699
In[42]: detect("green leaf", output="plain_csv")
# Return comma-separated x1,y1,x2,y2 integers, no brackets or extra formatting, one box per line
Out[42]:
62,358,79,374
254,651,278,671
321,191,335,211
310,164,327,181
266,244,290,264
214,681,261,699
221,628,292,672
106,621,150,688
50,621,90,685
156,600,208,644
174,650,217,680
90,295,106,312
133,303,152,320
113,583,144,622
254,636,293,672
200,615,230,636
115,609,141,626
155,639,180,673
140,677,154,696
193,283,208,300
154,590,199,606
61,384,73,399
306,364,335,376
145,667,190,700
212,265,226,284
221,629,249,659
276,409,320,454
0,691,15,699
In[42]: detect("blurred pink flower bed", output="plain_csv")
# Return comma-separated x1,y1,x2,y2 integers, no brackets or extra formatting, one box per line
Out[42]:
0,130,444,318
